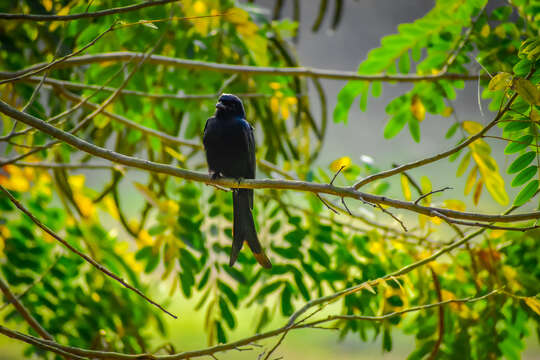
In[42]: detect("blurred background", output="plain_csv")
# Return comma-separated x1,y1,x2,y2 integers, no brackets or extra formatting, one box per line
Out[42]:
1,0,539,359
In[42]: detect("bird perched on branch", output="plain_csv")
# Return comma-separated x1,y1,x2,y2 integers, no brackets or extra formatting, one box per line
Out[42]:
203,94,272,269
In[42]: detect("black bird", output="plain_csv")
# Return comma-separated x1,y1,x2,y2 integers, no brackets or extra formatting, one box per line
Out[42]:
203,94,272,269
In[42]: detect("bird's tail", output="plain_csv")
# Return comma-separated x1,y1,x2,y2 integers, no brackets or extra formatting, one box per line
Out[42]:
230,189,272,269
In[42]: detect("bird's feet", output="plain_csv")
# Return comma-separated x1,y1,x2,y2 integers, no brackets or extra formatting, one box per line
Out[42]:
210,171,222,180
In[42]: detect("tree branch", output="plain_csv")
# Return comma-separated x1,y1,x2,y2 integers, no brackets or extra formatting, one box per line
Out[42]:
25,75,284,101
0,98,539,224
0,290,500,360
0,0,179,21
0,276,54,340
353,92,519,189
0,52,484,84
0,185,177,319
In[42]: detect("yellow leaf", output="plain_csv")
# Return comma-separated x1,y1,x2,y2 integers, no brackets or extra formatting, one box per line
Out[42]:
443,199,466,212
524,297,540,316
494,25,506,38
420,176,432,204
465,166,477,195
489,229,506,239
515,78,540,105
225,7,250,25
363,283,376,294
165,146,186,162
400,174,412,201
269,82,281,90
488,72,512,91
471,149,509,205
480,24,490,38
91,292,101,302
456,151,471,177
330,156,351,172
442,107,453,117
287,96,298,105
74,193,95,218
462,121,483,135
473,180,483,205
192,0,207,14
411,95,425,122
133,182,160,207
270,97,279,114
531,108,540,122
68,174,85,190
103,196,119,220
280,102,290,119
138,229,154,246
42,0,53,12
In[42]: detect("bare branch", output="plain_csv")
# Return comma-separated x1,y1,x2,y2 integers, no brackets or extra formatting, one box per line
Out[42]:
0,99,539,224
0,52,485,84
0,186,177,319
0,276,54,340
23,75,283,101
353,92,519,189
427,267,444,360
376,203,408,232
330,165,345,185
0,23,117,85
0,0,179,21
415,186,452,205
12,162,122,170
0,290,500,360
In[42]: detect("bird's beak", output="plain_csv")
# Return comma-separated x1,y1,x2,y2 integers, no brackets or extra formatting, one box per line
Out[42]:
216,102,226,110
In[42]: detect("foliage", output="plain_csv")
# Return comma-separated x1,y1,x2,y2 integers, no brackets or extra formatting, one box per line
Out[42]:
0,0,539,359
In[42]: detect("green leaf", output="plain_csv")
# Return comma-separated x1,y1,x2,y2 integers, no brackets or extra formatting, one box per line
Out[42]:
504,135,534,154
217,280,238,307
398,51,410,74
511,166,538,187
384,111,409,139
218,297,236,329
504,120,530,132
281,285,293,316
457,151,471,177
215,321,226,343
408,117,420,142
514,180,539,206
445,122,459,139
513,58,532,77
515,78,540,105
508,151,536,174
488,72,512,90
333,82,367,123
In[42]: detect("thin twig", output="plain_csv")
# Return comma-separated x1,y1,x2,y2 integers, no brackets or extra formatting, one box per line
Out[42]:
0,276,54,340
427,267,444,360
0,186,177,319
354,92,519,189
0,0,179,21
0,52,485,84
0,255,60,311
316,194,339,214
376,203,408,232
1,99,540,224
329,165,345,185
0,290,501,360
0,22,118,85
414,187,452,205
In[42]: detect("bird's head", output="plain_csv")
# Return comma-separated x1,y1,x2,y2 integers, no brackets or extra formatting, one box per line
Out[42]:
216,94,245,118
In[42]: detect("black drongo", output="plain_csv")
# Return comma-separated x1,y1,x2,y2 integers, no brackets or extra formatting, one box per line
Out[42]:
203,94,272,269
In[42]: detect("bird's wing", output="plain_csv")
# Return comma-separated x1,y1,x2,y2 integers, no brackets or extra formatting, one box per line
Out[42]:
202,116,213,145
241,119,256,179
